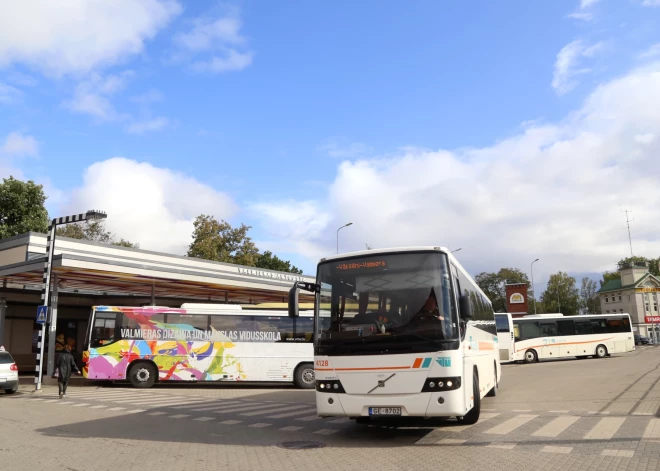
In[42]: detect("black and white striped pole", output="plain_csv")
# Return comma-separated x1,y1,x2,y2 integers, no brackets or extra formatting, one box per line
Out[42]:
35,210,107,391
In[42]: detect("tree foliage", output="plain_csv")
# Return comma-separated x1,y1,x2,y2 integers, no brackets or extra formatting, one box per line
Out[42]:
540,271,580,316
475,268,530,312
255,251,302,274
57,221,139,248
187,215,302,273
0,177,49,238
580,277,601,314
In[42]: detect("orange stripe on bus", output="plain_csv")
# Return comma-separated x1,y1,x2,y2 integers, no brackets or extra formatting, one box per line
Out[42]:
518,337,615,351
478,342,495,351
315,366,412,372
412,358,423,368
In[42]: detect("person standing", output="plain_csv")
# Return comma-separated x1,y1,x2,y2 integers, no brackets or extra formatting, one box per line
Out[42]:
55,345,80,399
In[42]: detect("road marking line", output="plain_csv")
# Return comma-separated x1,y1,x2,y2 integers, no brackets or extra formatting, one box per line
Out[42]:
169,414,190,419
89,405,107,409
296,415,322,422
601,450,634,458
108,407,125,411
193,417,215,422
485,415,537,435
642,419,660,439
486,443,516,449
314,429,337,435
72,403,90,407
267,408,317,419
219,420,242,425
437,438,466,445
240,405,303,417
215,404,279,414
549,410,569,414
512,409,532,412
448,412,500,433
328,418,351,424
541,445,572,454
147,411,167,416
532,416,580,438
124,409,145,414
584,417,625,440
280,426,304,432
248,423,272,428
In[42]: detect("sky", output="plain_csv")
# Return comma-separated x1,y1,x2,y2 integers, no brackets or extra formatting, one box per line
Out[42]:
1,0,660,294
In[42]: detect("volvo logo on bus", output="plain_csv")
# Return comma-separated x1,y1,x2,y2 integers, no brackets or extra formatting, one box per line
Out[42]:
368,373,396,394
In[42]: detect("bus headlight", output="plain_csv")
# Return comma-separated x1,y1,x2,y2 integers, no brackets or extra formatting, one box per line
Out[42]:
316,379,345,393
422,377,461,392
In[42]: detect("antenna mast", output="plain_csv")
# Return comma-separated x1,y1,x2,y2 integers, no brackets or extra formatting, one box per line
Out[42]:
621,209,634,257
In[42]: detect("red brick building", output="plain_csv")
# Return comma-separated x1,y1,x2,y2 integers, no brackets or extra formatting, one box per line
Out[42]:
506,283,529,318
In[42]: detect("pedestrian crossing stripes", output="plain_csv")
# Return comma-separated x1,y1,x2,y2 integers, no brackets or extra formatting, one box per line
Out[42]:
13,389,660,458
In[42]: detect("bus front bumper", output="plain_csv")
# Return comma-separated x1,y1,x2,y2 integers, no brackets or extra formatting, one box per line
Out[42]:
316,390,467,418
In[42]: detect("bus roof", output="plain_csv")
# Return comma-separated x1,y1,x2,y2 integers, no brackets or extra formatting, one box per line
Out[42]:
92,305,314,317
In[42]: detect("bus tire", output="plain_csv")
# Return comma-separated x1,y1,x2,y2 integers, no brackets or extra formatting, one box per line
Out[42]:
486,363,498,397
294,363,315,389
524,349,538,363
128,362,157,388
461,369,481,425
595,344,608,359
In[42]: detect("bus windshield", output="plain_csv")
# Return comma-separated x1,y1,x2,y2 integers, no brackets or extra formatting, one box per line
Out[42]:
316,252,458,354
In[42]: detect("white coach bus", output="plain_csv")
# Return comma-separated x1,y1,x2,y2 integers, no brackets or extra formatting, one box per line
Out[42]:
288,246,500,425
512,313,634,363
494,313,514,362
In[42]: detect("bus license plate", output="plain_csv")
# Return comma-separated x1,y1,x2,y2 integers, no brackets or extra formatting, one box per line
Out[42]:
369,407,401,416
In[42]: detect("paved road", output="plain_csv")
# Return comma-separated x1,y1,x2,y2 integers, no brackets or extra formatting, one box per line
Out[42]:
2,346,660,470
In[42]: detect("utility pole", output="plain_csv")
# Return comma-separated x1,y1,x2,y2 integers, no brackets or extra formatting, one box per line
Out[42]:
622,210,634,258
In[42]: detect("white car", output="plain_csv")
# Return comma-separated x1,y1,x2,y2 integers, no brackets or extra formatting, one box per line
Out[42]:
0,348,19,394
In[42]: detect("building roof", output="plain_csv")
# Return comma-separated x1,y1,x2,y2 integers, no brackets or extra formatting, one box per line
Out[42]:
597,273,660,294
0,232,316,304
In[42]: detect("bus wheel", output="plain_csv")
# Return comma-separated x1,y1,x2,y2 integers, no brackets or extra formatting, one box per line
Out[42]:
294,363,315,389
524,349,538,363
129,362,157,388
462,370,481,425
595,345,608,359
486,363,498,397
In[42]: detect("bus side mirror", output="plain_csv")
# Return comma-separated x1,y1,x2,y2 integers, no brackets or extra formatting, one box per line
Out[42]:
288,285,299,318
288,281,320,318
459,295,473,319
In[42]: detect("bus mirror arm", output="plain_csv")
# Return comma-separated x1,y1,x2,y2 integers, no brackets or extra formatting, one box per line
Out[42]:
288,282,320,318
459,295,473,319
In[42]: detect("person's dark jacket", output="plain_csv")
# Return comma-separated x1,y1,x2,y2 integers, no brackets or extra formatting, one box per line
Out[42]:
56,351,80,381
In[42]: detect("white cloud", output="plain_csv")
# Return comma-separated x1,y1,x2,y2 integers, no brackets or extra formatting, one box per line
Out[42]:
552,40,604,95
639,43,660,60
126,117,169,134
63,157,237,254
318,138,373,159
0,0,181,77
641,0,660,6
64,71,133,121
172,8,253,74
0,82,21,103
635,133,655,144
568,0,602,20
0,132,38,157
251,62,660,281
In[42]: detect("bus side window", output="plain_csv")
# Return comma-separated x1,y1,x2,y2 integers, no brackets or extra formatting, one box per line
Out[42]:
557,320,575,336
540,322,557,337
513,324,521,341
91,313,118,348
574,321,593,335
519,322,540,340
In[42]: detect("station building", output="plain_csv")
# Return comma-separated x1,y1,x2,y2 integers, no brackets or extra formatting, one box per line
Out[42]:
0,232,315,370
597,261,660,341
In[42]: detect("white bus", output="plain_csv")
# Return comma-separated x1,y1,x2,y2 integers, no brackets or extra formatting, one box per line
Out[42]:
512,313,634,363
288,246,500,425
494,313,514,362
83,304,316,388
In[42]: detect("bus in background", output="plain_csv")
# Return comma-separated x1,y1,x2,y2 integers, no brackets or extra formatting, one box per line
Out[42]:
512,313,634,363
83,304,315,389
289,246,500,425
494,313,514,362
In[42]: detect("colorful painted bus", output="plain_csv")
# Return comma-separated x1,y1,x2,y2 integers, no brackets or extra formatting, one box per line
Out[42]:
83,304,315,388
289,246,500,425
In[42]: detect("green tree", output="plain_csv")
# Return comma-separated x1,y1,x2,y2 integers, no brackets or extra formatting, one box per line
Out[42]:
601,270,620,287
475,268,530,312
187,215,260,266
57,220,139,248
0,177,49,238
255,251,303,274
580,277,601,314
541,272,580,316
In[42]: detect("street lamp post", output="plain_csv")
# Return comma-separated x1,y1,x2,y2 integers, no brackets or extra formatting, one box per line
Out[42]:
531,258,539,315
336,222,353,254
35,210,107,391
